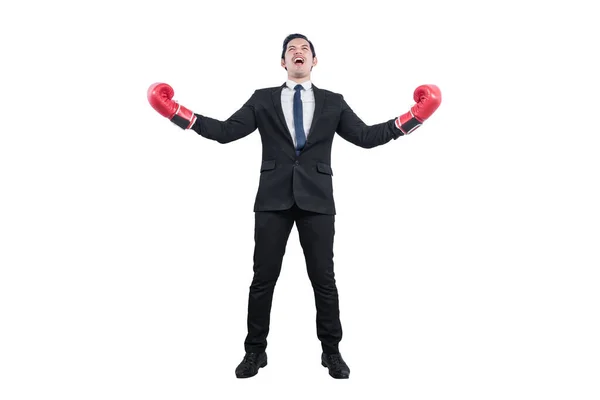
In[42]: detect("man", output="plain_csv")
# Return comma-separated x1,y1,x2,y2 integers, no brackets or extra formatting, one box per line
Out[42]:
147,33,441,379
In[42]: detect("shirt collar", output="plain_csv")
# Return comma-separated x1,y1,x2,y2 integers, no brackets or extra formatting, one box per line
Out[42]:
285,80,312,91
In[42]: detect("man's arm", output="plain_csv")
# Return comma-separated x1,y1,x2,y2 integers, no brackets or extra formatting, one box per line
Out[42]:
147,82,257,143
336,84,441,148
191,92,257,144
335,96,401,149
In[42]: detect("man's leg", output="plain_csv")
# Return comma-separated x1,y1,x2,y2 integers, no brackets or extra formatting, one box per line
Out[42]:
243,209,294,353
295,208,342,354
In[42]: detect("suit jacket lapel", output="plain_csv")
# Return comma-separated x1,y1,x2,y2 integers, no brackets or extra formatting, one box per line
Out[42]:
306,84,324,145
272,83,294,147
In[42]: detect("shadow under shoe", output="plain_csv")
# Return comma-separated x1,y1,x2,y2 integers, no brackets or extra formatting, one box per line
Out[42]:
235,352,268,378
321,352,350,379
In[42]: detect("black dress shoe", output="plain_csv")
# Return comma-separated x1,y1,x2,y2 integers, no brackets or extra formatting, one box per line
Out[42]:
235,352,267,378
321,352,350,379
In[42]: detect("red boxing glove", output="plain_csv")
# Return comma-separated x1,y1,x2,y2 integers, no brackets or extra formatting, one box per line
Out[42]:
147,82,197,129
395,84,441,135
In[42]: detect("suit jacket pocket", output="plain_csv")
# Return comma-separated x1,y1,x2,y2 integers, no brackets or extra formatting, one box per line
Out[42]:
261,160,276,172
316,162,333,176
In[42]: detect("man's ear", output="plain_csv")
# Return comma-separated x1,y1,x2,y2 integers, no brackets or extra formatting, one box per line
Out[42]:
313,56,318,67
281,59,287,70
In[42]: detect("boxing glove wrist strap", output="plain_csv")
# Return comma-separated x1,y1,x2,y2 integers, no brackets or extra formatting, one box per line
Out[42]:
395,110,422,135
170,104,197,129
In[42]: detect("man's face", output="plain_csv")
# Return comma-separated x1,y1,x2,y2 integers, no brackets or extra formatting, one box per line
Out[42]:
281,38,317,79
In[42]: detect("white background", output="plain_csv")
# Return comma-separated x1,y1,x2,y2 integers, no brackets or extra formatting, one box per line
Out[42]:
1,0,599,399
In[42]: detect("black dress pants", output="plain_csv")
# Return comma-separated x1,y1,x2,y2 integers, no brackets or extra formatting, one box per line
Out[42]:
243,203,342,354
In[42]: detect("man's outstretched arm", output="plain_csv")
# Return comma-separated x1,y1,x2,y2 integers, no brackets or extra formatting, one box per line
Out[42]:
336,84,441,148
147,82,257,144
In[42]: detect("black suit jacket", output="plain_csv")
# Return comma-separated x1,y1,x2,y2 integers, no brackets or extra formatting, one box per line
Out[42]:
191,82,405,215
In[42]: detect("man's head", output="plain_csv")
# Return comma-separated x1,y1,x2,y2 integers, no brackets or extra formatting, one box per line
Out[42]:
281,33,317,82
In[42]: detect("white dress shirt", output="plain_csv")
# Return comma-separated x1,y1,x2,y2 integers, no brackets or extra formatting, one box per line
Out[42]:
280,79,315,148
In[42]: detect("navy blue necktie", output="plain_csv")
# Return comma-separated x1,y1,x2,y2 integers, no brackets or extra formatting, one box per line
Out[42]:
293,84,306,155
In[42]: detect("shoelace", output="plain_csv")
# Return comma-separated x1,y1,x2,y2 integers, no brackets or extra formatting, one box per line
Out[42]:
327,354,344,367
243,354,258,366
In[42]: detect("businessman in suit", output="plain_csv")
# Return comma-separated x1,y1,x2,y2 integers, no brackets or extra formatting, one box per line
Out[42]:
147,33,441,379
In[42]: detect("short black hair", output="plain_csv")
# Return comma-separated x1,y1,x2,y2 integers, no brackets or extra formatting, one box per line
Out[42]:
281,33,316,59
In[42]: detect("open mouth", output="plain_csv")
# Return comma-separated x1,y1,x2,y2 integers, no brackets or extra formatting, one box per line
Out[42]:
293,57,305,66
